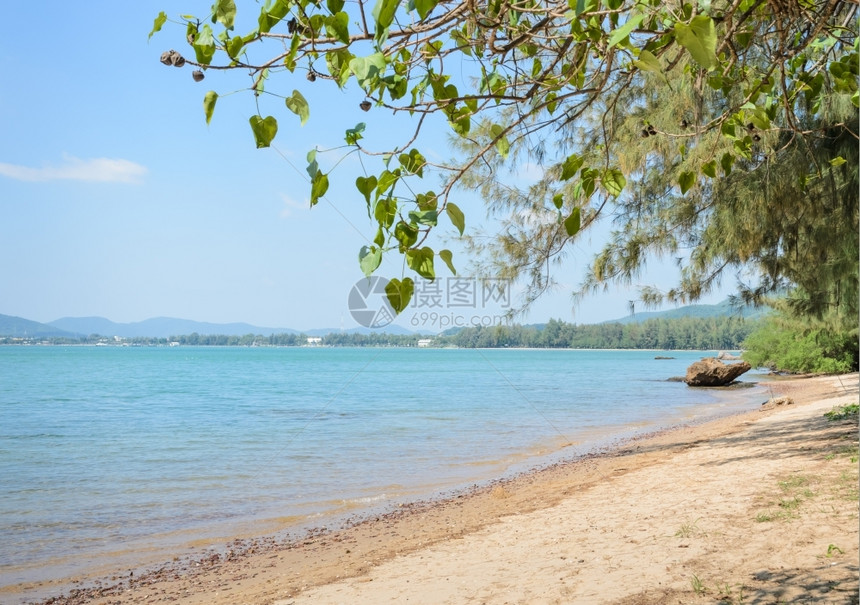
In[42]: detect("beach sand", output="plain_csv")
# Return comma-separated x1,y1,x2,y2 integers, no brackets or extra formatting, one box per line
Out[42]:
12,373,859,604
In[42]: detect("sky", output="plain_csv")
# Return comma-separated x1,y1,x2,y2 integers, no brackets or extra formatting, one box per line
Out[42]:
0,2,735,332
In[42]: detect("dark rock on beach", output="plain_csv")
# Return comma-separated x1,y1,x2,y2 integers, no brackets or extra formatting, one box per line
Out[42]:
685,357,751,387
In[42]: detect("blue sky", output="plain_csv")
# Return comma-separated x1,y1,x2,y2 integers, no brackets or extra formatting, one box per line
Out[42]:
0,2,734,332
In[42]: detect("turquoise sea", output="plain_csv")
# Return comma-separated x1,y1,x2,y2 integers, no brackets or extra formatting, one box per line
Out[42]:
0,346,768,594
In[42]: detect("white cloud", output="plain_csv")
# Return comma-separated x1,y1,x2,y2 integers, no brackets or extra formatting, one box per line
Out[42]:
279,193,309,218
0,154,147,184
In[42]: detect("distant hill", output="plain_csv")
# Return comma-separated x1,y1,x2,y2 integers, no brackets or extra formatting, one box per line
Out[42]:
604,299,769,325
1,300,766,340
47,316,299,338
0,314,76,338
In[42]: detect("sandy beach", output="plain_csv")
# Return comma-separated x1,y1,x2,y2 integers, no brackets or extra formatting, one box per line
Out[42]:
11,373,859,605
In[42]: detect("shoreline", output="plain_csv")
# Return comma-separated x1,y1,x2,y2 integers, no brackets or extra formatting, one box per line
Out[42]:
7,373,858,604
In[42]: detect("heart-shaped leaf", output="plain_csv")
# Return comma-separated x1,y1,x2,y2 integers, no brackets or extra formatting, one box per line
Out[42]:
385,277,414,314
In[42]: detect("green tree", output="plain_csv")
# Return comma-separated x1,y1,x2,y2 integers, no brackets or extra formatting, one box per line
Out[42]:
742,309,858,373
151,0,857,312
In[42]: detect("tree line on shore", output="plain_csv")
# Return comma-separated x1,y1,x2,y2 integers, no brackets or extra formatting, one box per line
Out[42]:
4,315,755,351
6,310,856,374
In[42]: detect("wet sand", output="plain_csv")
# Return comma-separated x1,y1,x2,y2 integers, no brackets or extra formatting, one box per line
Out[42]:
8,373,859,604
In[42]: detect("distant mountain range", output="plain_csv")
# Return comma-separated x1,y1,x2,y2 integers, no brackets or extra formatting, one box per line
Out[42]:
47,316,300,339
0,314,420,339
0,300,767,339
604,298,769,324
0,315,76,338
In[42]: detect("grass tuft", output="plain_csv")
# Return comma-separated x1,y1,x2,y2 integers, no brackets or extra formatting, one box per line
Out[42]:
824,403,859,422
691,574,707,596
675,518,702,538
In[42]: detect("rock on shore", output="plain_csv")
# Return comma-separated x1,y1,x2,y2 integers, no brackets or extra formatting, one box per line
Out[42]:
686,357,752,386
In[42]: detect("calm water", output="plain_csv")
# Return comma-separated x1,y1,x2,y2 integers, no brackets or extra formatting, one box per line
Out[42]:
0,346,767,592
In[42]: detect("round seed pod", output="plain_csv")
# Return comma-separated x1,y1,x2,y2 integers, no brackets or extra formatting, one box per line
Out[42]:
192,70,205,82
360,100,372,112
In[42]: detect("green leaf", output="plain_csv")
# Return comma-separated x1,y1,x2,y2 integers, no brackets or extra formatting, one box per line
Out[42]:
552,193,563,210
581,169,597,198
349,53,387,90
415,0,437,19
571,0,598,16
326,48,354,88
358,245,382,276
399,148,426,176
701,160,717,178
563,207,581,237
408,209,438,226
376,169,400,197
446,202,465,235
439,249,456,275
284,31,301,72
227,36,245,58
326,12,350,44
560,154,584,181
489,124,510,159
375,197,397,228
607,14,643,48
406,247,436,280
249,115,278,148
751,108,771,131
356,175,377,205
148,11,167,40
327,0,346,14
385,277,414,314
678,171,695,194
416,191,438,211
285,90,310,126
448,107,471,136
395,221,419,250
193,24,217,65
372,0,399,40
602,169,626,197
720,152,734,176
634,49,661,72
346,122,366,145
258,0,290,34
674,16,717,70
212,0,236,28
306,149,319,179
203,91,218,125
310,172,329,206
830,156,847,167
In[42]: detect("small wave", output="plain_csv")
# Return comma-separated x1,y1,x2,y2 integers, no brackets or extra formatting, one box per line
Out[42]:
341,493,390,505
